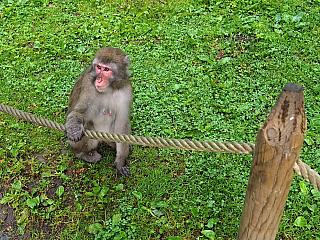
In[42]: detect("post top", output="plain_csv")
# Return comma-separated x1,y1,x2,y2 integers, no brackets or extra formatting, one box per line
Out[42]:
284,83,303,93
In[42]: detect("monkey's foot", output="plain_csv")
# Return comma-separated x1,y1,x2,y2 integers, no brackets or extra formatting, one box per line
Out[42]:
112,163,130,177
76,151,101,163
120,166,130,177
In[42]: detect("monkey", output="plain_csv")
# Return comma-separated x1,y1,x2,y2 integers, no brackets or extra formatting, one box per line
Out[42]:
65,47,133,176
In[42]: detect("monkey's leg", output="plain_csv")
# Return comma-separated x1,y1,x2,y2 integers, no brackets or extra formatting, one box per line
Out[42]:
69,138,101,163
112,142,130,176
106,142,116,149
106,142,132,153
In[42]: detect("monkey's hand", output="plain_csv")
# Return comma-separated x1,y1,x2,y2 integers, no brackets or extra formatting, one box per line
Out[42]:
65,118,85,142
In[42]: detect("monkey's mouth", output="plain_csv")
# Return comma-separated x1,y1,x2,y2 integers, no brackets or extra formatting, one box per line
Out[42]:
97,86,106,91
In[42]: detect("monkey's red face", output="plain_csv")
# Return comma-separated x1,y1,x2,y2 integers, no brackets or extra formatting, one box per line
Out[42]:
94,63,113,92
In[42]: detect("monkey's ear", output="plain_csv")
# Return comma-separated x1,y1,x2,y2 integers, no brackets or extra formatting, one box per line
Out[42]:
124,55,130,66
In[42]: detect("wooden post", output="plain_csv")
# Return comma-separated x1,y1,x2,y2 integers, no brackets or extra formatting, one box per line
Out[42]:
237,83,306,240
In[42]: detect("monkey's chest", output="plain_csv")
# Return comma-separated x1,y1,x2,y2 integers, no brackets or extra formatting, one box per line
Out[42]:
101,108,112,117
91,106,115,132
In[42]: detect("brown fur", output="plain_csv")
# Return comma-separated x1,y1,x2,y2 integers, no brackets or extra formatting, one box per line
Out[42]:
65,47,133,176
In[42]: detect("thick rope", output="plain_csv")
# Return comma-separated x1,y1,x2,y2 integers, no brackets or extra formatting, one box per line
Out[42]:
0,103,319,190
293,158,320,190
0,104,255,154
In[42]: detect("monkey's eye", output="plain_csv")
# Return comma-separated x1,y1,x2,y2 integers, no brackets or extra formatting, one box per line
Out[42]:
96,65,101,70
104,67,110,72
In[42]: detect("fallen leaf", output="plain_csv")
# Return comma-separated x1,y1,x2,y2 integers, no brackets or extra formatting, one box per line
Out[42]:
76,168,85,174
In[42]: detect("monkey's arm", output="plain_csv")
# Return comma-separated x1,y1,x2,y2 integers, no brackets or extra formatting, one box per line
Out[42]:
112,86,133,176
113,85,132,135
66,75,94,142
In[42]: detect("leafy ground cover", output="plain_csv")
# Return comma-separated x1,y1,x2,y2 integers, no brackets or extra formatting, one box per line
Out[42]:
0,0,319,239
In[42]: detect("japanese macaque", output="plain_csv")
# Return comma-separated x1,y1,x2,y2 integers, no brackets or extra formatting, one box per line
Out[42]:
65,47,133,176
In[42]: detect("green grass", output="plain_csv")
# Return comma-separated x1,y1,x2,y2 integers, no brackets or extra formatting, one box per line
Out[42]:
0,0,320,239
